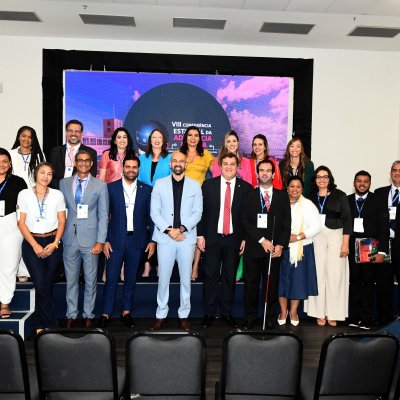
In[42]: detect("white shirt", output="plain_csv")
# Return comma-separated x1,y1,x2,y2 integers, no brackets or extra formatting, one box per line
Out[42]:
10,148,43,188
388,184,400,238
122,178,137,232
217,176,236,234
64,144,81,177
17,188,66,233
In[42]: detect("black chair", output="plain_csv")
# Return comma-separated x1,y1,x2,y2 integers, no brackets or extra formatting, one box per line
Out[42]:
300,332,399,400
34,328,124,400
126,331,206,399
216,331,303,400
0,329,38,400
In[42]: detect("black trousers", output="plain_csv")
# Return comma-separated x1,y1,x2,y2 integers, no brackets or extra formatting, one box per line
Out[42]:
375,238,400,324
243,253,281,322
202,235,240,317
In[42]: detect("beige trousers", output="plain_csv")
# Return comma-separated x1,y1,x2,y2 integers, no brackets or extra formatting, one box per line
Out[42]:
304,226,349,321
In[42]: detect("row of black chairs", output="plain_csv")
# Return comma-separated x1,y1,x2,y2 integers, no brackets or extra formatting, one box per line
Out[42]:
1,328,399,400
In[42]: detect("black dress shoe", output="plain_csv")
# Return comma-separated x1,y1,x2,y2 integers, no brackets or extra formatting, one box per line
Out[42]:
202,315,214,328
99,315,110,329
242,319,256,330
221,315,239,328
265,319,276,330
120,313,135,328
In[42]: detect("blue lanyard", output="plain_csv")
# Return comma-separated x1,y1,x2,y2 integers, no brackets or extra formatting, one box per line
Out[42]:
317,194,328,214
259,189,270,213
34,186,47,218
289,167,298,177
355,195,367,217
0,178,9,196
20,153,30,171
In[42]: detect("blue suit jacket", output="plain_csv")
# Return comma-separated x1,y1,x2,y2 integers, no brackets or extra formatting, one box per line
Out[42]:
106,179,154,250
138,153,172,187
150,175,203,244
60,175,109,247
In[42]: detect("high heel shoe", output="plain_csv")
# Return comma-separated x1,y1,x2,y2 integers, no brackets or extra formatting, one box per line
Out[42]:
277,311,288,326
290,313,299,326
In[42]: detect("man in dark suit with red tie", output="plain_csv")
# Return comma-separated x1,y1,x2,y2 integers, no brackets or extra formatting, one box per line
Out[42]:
347,171,389,330
197,153,252,328
374,161,400,324
241,158,291,329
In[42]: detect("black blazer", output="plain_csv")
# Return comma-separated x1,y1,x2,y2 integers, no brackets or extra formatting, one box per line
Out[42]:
347,192,389,253
241,187,291,258
49,144,97,189
197,176,252,248
375,185,400,243
310,188,352,234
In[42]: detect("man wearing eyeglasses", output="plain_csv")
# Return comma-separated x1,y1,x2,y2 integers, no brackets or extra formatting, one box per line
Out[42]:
49,120,97,189
60,150,109,328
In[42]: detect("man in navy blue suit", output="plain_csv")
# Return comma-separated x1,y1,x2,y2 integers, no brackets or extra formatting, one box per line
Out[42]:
99,154,155,328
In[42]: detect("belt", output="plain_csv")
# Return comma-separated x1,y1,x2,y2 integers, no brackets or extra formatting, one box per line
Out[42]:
31,230,57,238
127,231,134,236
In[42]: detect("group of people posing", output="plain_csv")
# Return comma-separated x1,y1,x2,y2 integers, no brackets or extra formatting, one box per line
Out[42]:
0,119,399,333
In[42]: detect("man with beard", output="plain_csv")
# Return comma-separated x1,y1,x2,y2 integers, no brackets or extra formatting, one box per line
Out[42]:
241,158,291,329
99,154,155,329
375,161,400,324
347,171,389,329
50,120,97,189
150,151,202,331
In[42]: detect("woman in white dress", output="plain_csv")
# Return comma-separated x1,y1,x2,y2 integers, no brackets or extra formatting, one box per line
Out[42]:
10,126,45,282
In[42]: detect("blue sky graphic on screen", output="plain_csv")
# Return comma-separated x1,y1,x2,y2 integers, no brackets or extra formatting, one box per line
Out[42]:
64,71,292,160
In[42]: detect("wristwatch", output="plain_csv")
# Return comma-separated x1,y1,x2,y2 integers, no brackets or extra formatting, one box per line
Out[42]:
296,235,301,241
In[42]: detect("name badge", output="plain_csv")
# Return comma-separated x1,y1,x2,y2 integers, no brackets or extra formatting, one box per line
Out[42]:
65,166,74,177
0,200,5,217
33,217,45,233
257,213,268,229
389,206,397,220
77,204,88,219
353,217,364,233
320,214,326,226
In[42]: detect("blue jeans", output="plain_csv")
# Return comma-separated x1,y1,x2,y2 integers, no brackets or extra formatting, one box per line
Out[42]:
22,237,62,328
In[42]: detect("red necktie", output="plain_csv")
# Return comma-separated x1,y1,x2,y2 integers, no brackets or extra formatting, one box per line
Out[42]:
223,182,231,235
264,190,270,212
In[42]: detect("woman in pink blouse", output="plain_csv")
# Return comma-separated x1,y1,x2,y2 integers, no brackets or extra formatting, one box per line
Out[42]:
99,127,135,183
212,130,252,184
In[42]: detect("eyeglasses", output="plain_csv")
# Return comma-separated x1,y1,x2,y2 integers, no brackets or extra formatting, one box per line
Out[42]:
76,159,91,164
316,175,329,180
67,129,82,134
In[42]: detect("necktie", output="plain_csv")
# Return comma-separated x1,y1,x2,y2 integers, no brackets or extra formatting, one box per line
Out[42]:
391,189,399,232
264,190,270,212
223,182,231,236
75,178,83,204
68,147,75,165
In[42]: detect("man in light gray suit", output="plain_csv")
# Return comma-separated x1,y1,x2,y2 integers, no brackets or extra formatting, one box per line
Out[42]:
60,149,109,328
150,151,202,331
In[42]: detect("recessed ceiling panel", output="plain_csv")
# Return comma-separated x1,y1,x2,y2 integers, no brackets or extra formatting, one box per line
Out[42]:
173,17,226,29
348,26,400,37
0,11,41,22
79,14,136,26
260,22,314,34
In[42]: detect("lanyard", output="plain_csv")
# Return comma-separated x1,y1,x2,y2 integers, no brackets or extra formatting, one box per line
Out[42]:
123,184,137,207
289,167,298,177
117,152,125,167
355,195,367,217
34,186,48,218
0,178,9,196
20,153,30,171
317,194,328,214
259,189,270,213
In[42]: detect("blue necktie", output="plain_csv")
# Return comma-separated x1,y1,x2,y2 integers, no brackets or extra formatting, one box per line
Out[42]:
75,178,83,204
390,189,399,232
